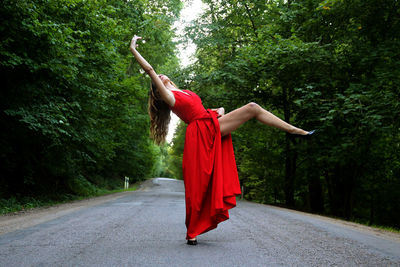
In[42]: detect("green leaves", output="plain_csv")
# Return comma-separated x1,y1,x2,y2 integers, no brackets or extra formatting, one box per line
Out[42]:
0,0,181,198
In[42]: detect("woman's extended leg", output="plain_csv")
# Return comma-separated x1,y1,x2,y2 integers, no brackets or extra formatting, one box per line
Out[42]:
218,102,309,137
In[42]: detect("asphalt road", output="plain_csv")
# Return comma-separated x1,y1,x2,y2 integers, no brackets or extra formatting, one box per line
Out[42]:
0,178,399,266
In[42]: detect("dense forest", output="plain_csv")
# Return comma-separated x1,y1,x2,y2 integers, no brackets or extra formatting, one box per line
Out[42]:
1,0,399,229
170,0,400,228
0,0,182,208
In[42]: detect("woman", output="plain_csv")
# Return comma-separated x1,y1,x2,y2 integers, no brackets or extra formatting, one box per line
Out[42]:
129,35,313,245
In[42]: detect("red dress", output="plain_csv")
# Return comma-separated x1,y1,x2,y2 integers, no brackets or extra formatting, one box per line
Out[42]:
170,89,241,240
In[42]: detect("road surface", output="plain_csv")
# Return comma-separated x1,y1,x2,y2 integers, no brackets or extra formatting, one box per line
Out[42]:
0,178,399,266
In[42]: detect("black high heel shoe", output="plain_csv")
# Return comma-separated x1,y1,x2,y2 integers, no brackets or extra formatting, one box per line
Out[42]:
291,130,316,138
187,239,198,246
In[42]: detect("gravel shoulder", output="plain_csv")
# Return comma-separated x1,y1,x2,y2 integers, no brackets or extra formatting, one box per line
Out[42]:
0,190,136,235
261,204,400,243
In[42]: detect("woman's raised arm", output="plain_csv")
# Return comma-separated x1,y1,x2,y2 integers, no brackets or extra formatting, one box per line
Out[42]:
129,35,175,107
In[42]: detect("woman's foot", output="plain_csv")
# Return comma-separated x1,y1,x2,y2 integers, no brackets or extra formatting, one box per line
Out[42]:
307,130,315,135
187,238,197,246
291,129,316,137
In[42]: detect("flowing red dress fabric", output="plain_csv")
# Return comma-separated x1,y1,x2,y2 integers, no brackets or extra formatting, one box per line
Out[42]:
170,89,241,240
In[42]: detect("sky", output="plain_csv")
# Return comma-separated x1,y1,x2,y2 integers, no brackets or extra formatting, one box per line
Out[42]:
166,0,206,143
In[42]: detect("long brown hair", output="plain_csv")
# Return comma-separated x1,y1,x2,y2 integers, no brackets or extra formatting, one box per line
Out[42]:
148,81,171,145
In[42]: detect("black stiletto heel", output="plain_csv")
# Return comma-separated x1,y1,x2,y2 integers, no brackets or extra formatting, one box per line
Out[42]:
187,239,198,245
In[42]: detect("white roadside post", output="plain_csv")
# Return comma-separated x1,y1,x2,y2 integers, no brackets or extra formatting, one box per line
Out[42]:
124,176,129,189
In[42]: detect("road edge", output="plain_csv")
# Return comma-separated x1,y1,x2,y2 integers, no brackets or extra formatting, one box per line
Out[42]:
0,189,136,235
239,200,400,243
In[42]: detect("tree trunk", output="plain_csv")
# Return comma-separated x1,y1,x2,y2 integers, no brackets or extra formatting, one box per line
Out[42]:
308,175,324,213
283,87,296,207
307,144,324,213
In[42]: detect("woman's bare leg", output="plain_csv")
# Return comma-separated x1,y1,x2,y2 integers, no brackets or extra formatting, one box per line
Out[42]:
218,102,309,136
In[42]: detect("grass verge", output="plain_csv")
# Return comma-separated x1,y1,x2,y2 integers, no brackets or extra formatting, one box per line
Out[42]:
0,184,138,215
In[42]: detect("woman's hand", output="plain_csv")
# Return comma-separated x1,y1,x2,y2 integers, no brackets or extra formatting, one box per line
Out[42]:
211,107,224,118
217,107,225,117
130,35,142,53
216,107,225,118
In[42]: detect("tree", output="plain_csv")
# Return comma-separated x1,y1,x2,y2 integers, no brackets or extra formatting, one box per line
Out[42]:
0,0,182,200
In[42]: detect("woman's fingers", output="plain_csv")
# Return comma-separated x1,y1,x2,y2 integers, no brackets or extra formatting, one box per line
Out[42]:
130,35,145,50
